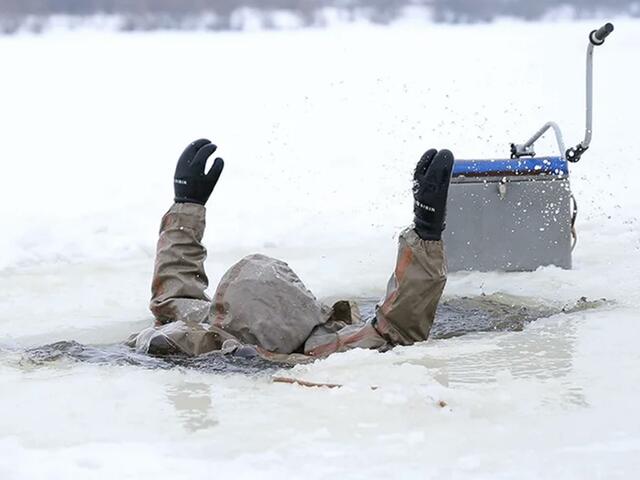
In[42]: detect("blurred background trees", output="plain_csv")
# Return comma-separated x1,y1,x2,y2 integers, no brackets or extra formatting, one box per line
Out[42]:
0,0,637,32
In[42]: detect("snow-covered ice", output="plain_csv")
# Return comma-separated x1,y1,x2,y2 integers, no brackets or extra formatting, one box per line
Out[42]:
1,20,639,479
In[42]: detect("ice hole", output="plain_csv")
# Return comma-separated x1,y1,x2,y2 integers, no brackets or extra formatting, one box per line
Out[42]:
15,294,606,375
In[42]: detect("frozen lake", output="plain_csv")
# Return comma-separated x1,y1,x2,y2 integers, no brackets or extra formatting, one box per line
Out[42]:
1,19,639,479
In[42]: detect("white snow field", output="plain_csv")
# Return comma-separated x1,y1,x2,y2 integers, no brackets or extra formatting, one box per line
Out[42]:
1,19,639,479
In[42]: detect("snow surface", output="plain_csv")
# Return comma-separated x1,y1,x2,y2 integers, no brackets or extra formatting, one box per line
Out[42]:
1,20,639,479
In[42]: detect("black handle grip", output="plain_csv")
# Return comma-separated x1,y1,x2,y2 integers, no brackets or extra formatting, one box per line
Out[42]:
590,23,614,45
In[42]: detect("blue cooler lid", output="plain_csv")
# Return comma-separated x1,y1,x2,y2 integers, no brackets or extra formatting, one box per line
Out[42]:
453,156,568,178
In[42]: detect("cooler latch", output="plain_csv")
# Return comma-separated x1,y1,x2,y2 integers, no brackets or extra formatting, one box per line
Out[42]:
498,177,508,200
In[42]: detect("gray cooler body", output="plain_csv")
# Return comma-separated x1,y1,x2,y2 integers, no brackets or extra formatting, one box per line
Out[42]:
443,156,573,272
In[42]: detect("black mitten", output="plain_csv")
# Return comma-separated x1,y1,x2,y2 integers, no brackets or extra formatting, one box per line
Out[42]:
174,139,224,205
413,149,455,241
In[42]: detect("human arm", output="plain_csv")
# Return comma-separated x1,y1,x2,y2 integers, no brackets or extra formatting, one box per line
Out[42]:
303,149,454,355
149,139,224,325
149,202,211,324
374,149,454,345
373,228,447,344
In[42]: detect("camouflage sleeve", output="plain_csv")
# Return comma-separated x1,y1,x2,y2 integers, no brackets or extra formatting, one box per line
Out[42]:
373,227,447,345
149,203,211,325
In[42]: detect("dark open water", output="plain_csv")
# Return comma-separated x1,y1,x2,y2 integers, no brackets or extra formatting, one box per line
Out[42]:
17,294,605,374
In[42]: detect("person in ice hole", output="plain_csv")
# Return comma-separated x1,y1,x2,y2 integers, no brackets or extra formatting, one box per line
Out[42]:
127,139,454,362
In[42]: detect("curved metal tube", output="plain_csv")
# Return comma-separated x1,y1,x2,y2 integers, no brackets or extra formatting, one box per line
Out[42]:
523,121,567,159
511,121,566,160
581,43,594,150
512,23,614,163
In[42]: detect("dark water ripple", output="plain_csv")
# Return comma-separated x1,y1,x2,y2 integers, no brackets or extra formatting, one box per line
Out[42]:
23,341,281,374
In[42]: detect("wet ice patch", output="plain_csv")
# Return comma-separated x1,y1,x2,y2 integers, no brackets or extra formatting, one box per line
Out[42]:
9,294,608,377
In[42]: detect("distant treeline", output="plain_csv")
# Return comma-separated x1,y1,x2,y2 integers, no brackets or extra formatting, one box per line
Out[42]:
0,1,638,33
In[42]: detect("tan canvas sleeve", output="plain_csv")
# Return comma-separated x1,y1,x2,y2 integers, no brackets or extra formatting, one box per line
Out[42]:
373,227,447,345
149,203,212,325
303,323,388,357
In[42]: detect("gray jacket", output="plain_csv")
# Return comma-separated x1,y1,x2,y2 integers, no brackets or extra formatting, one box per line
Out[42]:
127,203,447,362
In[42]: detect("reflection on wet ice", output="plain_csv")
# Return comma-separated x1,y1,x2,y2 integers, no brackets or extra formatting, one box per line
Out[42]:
407,314,589,407
165,381,218,432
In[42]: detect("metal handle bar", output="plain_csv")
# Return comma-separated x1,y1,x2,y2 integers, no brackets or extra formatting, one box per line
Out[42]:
510,122,566,160
512,23,615,163
566,23,615,162
590,23,614,46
